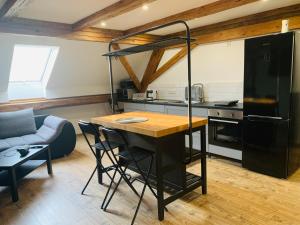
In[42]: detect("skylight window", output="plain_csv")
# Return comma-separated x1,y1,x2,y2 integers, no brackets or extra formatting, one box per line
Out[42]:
9,45,59,83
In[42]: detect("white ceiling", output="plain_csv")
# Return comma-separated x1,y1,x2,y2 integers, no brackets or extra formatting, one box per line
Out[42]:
95,0,217,30
15,0,119,23
149,0,300,35
4,0,300,35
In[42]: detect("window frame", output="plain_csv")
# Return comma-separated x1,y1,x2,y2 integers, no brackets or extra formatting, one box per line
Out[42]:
9,44,59,84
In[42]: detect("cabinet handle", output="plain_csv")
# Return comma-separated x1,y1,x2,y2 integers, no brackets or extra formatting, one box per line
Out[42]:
247,115,283,120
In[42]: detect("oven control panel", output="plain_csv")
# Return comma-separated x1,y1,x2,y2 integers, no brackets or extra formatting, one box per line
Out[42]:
208,109,243,120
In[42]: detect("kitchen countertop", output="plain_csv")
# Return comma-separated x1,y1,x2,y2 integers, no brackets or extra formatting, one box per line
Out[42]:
119,99,243,111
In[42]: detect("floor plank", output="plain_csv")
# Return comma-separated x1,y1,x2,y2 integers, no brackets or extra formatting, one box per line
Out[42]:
1,135,300,225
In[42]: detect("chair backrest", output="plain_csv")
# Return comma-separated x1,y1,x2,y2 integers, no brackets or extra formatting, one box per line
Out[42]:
101,127,127,150
78,120,100,141
78,120,103,155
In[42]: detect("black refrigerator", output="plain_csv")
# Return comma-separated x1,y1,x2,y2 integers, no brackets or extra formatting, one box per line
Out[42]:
243,32,300,178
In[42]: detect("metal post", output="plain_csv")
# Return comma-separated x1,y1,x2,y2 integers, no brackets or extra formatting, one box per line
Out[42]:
108,43,115,113
185,23,193,164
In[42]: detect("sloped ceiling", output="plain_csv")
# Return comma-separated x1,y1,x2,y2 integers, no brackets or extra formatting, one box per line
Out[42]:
15,0,119,23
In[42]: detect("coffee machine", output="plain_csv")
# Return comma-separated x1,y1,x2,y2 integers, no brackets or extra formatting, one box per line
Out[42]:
117,79,136,100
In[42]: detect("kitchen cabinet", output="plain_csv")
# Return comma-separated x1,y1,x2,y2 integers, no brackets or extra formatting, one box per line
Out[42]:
122,101,243,161
145,104,165,113
123,103,146,112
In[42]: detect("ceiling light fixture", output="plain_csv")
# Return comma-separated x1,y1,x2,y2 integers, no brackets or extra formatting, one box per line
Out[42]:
100,21,107,27
142,4,149,11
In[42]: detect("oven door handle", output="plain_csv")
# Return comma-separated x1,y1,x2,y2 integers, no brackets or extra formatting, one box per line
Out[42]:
209,118,239,124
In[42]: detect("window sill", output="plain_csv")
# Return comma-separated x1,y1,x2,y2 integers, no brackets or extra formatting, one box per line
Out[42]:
0,94,110,112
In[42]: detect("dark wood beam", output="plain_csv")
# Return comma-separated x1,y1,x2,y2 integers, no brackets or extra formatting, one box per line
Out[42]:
147,44,197,85
0,94,110,112
112,44,142,91
125,0,259,35
73,0,157,31
141,49,165,92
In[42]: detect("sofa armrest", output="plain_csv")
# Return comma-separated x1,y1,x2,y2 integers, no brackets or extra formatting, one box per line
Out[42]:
35,115,76,159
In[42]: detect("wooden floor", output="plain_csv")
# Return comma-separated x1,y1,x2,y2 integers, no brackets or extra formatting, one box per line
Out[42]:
1,136,300,225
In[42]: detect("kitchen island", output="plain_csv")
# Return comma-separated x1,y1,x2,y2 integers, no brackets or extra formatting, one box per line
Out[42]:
91,111,208,221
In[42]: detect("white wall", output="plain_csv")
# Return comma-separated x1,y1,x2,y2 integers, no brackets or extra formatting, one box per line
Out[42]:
0,33,150,129
0,33,150,101
149,40,245,102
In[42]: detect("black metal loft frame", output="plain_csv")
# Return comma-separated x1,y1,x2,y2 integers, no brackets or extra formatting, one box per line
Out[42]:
103,20,194,164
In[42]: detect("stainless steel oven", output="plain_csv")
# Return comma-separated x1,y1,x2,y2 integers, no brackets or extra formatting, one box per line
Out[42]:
208,109,243,152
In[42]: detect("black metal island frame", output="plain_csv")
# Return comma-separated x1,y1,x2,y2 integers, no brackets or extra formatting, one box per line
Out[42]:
99,21,207,221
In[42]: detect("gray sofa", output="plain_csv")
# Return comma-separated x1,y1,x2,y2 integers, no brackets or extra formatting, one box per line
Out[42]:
0,108,76,159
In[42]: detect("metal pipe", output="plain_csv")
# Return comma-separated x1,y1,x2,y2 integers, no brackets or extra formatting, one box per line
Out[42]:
110,20,189,44
106,21,194,162
108,43,115,113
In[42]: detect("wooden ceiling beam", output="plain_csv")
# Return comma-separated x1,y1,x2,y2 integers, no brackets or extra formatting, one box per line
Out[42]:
147,44,197,85
171,4,300,39
112,44,142,91
0,17,159,45
72,0,157,31
125,0,259,35
195,15,300,45
0,17,72,36
141,49,165,92
0,3,299,47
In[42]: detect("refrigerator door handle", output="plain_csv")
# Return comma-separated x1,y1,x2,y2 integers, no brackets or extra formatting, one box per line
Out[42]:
247,115,283,120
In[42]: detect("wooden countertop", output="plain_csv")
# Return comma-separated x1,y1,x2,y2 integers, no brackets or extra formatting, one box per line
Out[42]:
91,111,208,138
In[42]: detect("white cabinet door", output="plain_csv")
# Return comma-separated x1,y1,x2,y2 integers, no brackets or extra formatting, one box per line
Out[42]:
145,104,165,113
123,103,146,112
165,105,208,117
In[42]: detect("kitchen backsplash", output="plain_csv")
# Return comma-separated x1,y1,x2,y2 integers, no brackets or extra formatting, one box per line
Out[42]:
148,81,243,102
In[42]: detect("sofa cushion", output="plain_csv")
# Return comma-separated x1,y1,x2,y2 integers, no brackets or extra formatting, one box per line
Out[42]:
0,115,68,154
4,137,27,147
0,108,37,139
21,134,46,145
0,135,46,152
0,140,10,152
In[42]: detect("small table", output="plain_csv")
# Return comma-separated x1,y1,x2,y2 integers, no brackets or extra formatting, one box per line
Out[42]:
92,111,208,221
0,145,52,202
